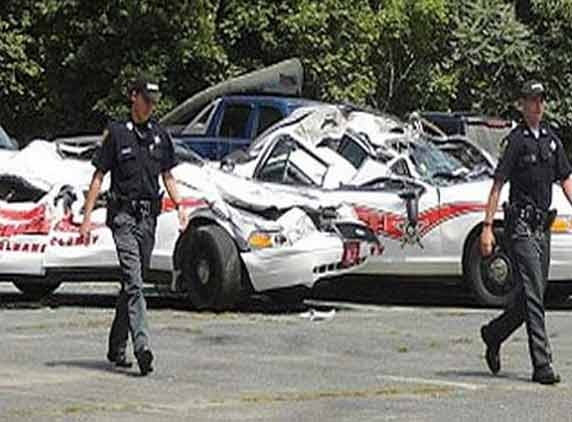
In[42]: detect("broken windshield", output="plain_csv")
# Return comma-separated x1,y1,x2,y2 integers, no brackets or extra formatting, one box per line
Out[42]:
409,141,466,182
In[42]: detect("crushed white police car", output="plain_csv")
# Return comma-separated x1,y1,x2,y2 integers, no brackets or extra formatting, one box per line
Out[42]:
223,105,572,306
0,136,381,310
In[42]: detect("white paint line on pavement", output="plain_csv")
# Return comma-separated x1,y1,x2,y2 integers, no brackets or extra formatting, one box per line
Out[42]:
305,299,494,315
379,374,486,391
0,370,86,388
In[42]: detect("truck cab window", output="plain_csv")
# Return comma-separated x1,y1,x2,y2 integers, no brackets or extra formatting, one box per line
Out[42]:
218,104,252,138
182,102,216,135
256,106,284,136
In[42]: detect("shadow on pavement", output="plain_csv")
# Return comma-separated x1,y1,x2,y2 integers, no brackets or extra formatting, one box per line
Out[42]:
45,359,119,374
1,276,571,312
312,276,572,310
0,289,315,314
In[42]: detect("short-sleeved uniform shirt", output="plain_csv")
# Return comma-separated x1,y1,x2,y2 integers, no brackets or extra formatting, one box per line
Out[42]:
494,121,572,211
92,119,177,200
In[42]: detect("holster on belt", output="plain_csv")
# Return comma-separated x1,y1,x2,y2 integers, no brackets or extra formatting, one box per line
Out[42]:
544,209,557,231
106,191,162,224
503,201,556,233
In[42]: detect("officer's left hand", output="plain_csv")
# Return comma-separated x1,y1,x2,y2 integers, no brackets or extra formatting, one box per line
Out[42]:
79,219,92,246
178,207,189,232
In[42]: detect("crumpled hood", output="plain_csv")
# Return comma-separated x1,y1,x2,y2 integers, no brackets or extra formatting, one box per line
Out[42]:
1,140,97,192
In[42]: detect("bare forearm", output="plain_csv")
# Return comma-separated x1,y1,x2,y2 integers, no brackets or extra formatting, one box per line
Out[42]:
83,171,103,220
162,172,181,204
562,177,572,206
484,180,503,224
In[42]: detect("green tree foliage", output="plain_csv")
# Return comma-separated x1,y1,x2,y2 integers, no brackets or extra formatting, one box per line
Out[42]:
525,1,572,126
1,0,572,145
370,0,450,113
446,0,538,116
0,7,42,139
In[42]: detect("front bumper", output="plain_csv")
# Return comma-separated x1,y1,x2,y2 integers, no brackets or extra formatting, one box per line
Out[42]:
241,231,380,292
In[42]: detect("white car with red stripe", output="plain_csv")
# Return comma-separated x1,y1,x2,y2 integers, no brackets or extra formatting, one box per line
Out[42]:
0,139,381,310
228,105,572,306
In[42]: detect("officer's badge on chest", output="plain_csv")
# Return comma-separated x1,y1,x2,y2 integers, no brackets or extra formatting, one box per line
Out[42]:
149,135,161,153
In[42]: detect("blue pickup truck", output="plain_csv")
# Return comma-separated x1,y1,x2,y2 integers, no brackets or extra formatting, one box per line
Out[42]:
167,94,315,160
160,58,318,160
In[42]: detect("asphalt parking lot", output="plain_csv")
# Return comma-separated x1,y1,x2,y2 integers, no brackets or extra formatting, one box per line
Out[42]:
2,280,572,422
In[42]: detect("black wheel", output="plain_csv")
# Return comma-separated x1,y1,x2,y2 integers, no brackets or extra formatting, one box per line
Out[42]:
464,225,518,307
179,225,242,311
13,276,61,299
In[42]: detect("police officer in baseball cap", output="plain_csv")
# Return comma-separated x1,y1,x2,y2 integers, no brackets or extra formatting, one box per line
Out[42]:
521,80,547,98
80,76,188,375
479,79,572,384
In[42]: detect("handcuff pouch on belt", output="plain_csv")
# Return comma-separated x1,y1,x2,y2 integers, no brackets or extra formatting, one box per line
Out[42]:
502,201,557,234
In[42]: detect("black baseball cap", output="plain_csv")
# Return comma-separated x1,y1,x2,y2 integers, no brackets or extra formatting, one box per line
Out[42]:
520,80,546,98
131,78,161,103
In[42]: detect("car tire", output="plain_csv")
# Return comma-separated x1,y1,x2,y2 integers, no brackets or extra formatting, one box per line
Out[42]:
465,225,518,307
13,276,61,299
180,225,242,311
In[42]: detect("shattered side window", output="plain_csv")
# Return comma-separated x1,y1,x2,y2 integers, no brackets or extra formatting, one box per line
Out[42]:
337,135,368,169
409,141,464,179
0,175,46,202
256,136,328,186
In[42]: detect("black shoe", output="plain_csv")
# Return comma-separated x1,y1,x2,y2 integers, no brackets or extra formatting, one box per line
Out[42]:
532,365,561,385
481,325,500,375
107,351,133,368
135,349,154,376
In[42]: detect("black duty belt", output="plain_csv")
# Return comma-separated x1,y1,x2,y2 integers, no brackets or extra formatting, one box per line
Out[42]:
108,193,161,219
503,202,556,232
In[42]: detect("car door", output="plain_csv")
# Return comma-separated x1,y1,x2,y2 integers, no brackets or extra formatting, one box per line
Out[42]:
332,177,441,276
0,200,49,276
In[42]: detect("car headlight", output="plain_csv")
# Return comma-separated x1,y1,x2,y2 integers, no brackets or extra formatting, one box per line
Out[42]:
551,216,572,233
247,231,288,249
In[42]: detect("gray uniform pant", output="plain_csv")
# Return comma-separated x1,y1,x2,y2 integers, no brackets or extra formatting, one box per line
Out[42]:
108,211,156,356
484,218,551,370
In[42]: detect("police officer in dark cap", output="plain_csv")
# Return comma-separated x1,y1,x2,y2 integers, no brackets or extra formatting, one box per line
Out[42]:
80,77,188,375
479,80,572,384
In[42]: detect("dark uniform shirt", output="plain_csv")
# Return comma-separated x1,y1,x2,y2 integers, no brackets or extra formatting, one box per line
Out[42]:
92,119,177,200
494,121,572,211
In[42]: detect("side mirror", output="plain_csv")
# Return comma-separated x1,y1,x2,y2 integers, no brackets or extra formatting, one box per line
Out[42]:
399,190,419,227
220,157,236,172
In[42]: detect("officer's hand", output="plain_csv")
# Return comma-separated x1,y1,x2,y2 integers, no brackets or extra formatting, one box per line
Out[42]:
177,207,189,232
79,219,92,245
480,226,496,257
